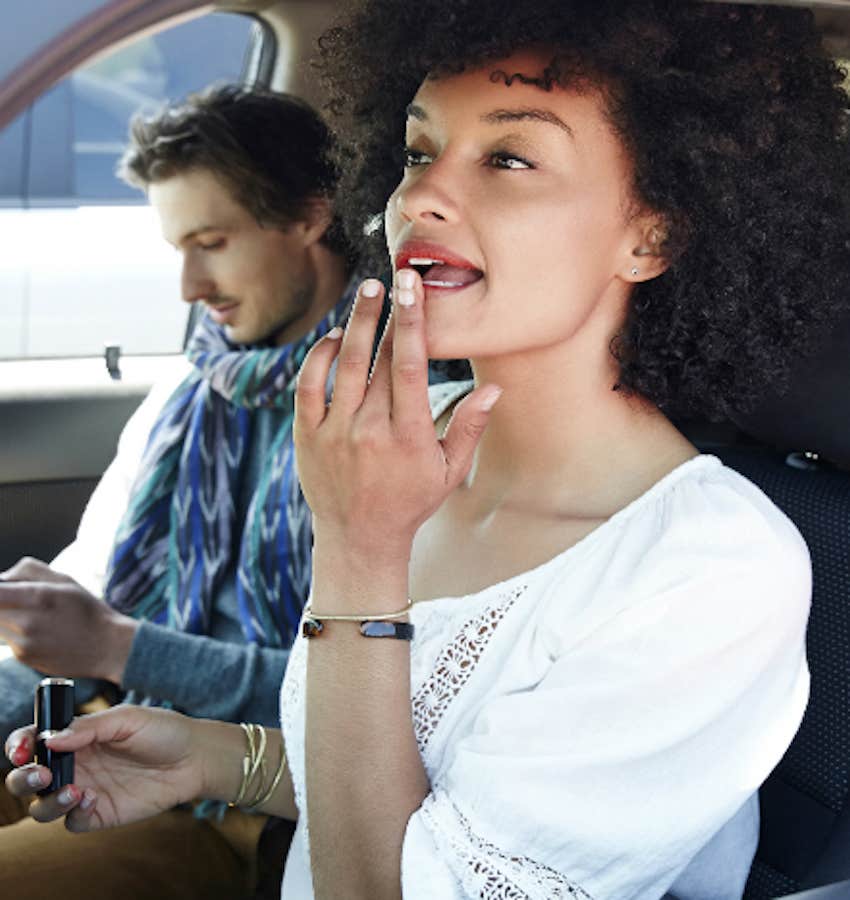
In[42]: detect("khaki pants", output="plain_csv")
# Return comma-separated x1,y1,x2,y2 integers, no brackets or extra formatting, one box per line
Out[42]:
0,778,272,900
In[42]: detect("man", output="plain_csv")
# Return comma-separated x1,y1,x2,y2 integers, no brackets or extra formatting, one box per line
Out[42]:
0,85,354,899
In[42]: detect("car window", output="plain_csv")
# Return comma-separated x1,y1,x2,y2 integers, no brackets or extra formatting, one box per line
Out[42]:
0,11,259,360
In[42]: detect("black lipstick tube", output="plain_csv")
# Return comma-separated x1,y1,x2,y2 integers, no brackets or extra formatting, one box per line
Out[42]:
34,677,75,797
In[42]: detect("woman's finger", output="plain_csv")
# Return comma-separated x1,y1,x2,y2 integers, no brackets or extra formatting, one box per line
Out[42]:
366,311,395,412
64,789,99,833
42,705,146,755
5,725,35,767
389,269,431,435
441,385,503,487
5,762,52,798
27,782,84,823
5,764,90,826
330,278,385,413
294,329,344,433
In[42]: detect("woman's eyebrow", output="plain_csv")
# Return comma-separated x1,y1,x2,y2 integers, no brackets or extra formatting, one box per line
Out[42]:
405,103,574,140
482,108,575,138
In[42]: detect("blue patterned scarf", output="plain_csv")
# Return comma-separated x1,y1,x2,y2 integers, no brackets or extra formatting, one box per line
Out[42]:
104,287,353,648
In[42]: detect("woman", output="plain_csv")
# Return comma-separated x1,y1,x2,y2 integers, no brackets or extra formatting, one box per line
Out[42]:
6,2,850,897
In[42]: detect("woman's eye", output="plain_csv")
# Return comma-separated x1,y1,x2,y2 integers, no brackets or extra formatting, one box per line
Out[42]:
403,148,433,167
489,152,533,170
199,239,225,251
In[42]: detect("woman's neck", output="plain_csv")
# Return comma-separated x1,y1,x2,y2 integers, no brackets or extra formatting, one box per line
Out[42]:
463,336,696,521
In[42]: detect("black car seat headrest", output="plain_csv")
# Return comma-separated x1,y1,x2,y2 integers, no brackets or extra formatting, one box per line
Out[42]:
731,314,850,470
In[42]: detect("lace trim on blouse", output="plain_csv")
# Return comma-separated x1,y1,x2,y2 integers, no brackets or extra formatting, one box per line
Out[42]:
420,791,594,900
279,634,307,818
412,585,526,755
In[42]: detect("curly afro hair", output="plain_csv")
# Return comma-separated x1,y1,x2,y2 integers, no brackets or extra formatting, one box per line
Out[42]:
317,0,850,419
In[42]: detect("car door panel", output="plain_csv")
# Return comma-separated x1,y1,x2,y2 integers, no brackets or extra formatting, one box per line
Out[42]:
0,394,143,570
0,355,189,570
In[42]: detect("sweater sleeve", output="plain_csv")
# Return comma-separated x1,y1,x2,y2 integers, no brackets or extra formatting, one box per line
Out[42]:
0,658,101,746
122,621,288,726
400,469,811,900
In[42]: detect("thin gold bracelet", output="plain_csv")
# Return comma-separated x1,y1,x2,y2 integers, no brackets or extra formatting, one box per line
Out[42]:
229,723,267,808
303,599,412,622
246,739,287,811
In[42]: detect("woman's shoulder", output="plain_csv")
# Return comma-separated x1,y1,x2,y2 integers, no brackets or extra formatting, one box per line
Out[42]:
636,455,808,596
535,454,811,645
646,454,810,573
543,453,809,579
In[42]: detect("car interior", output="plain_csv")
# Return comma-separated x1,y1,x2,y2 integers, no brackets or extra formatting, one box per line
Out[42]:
0,1,848,898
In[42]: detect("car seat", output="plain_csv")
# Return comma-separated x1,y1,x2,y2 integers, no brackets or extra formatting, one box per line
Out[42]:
707,316,850,898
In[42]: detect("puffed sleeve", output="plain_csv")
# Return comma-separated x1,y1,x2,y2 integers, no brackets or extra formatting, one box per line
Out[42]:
401,466,811,900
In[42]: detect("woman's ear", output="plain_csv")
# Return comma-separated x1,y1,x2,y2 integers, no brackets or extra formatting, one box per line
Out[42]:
625,219,670,283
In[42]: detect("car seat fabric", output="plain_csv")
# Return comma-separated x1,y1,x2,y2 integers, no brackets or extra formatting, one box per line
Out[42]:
711,447,850,899
730,316,850,471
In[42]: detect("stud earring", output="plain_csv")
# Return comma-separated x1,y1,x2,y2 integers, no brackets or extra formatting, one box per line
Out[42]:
630,267,639,277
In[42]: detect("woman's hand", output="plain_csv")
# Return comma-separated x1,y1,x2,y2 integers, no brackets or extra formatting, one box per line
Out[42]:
4,705,203,832
294,269,501,559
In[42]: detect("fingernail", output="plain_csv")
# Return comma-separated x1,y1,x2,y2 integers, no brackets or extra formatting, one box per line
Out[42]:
80,790,95,811
10,738,30,766
27,770,45,788
361,279,381,298
326,326,344,340
480,387,502,411
397,269,416,290
58,788,75,805
396,288,415,307
46,729,71,742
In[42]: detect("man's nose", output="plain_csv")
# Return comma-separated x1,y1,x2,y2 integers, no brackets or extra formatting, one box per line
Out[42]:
181,256,216,304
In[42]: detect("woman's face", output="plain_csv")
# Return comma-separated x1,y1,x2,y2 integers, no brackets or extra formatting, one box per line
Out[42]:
385,49,655,362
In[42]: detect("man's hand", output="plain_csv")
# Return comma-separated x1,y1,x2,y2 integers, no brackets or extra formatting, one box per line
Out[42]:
0,558,138,685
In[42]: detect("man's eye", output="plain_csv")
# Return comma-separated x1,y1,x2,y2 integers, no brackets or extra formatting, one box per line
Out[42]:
403,148,433,167
199,239,225,251
489,152,533,170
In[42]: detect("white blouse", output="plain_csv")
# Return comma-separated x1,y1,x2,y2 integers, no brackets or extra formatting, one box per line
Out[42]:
279,384,811,900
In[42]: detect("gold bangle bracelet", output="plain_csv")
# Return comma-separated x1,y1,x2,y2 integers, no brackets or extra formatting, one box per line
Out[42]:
303,599,412,622
247,739,287,811
229,723,268,809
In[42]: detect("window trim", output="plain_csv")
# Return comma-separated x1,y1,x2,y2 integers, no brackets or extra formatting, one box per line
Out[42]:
0,1,219,134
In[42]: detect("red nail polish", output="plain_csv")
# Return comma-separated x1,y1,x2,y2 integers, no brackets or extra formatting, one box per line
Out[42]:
57,786,79,806
13,745,29,767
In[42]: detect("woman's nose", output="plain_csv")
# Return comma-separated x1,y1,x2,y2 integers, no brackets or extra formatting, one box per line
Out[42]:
394,161,460,225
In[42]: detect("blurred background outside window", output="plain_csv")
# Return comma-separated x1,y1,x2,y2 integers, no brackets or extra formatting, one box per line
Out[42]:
0,12,256,359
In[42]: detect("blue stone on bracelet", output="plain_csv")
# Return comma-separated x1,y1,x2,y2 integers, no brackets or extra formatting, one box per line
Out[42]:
359,621,414,640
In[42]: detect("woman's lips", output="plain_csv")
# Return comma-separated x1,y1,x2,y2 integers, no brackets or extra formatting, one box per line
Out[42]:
395,241,483,292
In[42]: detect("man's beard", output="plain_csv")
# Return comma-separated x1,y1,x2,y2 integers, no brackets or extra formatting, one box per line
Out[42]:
262,275,317,346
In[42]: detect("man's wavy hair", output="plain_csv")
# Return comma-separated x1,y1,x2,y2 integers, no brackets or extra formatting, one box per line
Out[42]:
119,84,353,263
317,0,850,419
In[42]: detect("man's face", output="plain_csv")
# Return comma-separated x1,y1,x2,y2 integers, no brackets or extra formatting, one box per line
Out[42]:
149,167,317,346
